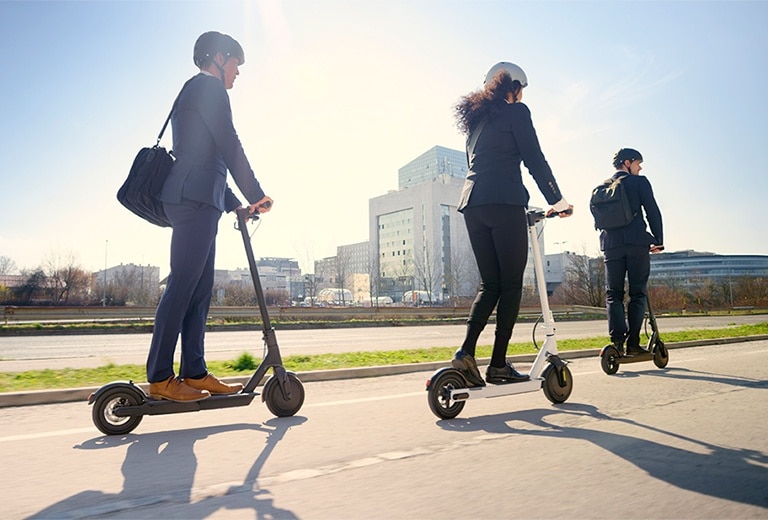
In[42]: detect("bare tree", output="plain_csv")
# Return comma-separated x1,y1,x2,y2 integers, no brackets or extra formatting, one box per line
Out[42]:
446,248,479,306
334,249,352,306
293,239,318,305
647,282,686,313
13,269,47,304
264,289,291,307
366,251,380,307
113,267,159,306
0,256,16,275
555,250,605,307
390,257,414,304
733,276,768,307
217,283,257,306
43,251,92,304
412,241,441,304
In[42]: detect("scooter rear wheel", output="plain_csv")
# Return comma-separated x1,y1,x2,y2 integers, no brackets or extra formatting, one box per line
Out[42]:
542,364,573,404
600,346,621,375
653,339,669,368
92,387,144,435
427,370,467,420
263,372,305,417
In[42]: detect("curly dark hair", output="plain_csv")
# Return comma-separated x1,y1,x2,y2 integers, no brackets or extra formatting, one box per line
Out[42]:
454,71,524,135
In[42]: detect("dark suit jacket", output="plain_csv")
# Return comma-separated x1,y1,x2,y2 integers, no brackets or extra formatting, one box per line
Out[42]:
160,73,265,212
457,102,563,212
599,172,663,251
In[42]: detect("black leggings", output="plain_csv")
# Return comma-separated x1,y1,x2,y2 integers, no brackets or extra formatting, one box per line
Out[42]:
461,204,528,366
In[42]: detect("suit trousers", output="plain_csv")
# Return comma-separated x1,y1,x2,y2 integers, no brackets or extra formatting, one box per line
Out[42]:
146,200,221,383
604,244,650,348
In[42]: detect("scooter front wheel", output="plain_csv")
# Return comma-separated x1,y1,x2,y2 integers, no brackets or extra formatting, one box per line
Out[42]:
92,387,144,435
427,370,467,420
653,339,669,368
542,364,573,404
600,346,621,375
263,372,305,417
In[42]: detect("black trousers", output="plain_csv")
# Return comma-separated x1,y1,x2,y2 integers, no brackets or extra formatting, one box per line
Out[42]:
461,205,528,365
146,200,221,383
604,244,650,348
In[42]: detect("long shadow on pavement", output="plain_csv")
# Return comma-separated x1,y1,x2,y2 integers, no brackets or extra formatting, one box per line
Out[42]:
438,403,767,509
28,416,306,519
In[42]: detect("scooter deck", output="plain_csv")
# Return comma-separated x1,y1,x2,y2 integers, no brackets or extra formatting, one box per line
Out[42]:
617,351,654,364
116,391,258,417
450,378,543,401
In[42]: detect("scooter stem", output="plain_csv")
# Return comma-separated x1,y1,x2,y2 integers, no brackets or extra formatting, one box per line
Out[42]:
527,211,555,334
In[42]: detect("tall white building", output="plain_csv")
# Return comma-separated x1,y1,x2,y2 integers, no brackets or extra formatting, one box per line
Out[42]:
369,146,476,302
368,145,551,303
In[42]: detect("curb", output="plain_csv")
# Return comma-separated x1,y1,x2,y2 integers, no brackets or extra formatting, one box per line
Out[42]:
1,335,766,408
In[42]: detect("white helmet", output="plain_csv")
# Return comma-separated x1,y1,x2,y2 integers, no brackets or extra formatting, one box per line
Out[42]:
484,62,528,87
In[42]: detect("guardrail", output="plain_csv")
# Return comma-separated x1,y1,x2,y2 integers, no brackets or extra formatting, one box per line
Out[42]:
2,304,606,325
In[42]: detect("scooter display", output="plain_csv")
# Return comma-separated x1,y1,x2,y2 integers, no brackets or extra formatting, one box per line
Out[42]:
599,298,669,374
88,207,305,435
425,209,573,420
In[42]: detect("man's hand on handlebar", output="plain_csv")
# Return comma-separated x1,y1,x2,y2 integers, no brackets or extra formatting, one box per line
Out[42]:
248,196,273,215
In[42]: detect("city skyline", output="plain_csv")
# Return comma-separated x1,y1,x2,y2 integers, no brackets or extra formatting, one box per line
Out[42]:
2,1,767,278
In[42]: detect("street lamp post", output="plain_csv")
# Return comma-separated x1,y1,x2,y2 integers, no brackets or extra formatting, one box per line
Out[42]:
102,240,108,306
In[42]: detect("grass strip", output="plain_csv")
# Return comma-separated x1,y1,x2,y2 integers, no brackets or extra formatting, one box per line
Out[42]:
1,322,766,393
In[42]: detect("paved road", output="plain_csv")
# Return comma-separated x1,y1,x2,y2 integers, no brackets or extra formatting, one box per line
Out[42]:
1,315,765,372
1,340,766,519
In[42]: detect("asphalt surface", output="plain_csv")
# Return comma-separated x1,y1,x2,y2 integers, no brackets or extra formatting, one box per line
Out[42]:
4,340,767,519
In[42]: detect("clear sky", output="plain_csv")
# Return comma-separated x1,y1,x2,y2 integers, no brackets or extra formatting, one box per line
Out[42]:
1,0,767,277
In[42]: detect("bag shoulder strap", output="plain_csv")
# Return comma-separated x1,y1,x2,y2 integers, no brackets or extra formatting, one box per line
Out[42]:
156,75,198,146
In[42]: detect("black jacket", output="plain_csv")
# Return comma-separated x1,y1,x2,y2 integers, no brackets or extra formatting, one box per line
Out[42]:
457,102,562,212
599,172,663,251
160,73,265,212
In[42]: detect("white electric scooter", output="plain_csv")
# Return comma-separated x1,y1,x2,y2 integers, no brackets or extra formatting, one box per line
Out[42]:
426,209,574,420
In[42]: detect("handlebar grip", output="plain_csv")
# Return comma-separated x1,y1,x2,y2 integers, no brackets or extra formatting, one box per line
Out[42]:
547,208,573,218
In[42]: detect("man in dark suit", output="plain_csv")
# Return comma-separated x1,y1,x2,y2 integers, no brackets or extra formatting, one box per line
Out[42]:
600,148,664,355
146,31,273,402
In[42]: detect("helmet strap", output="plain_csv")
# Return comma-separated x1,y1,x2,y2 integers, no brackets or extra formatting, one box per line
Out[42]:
213,53,227,84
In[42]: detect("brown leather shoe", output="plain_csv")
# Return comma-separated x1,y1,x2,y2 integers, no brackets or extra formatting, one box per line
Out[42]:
148,376,210,402
184,373,243,395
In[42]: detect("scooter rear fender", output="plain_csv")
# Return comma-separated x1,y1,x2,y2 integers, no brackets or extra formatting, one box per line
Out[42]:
87,380,147,405
425,366,468,391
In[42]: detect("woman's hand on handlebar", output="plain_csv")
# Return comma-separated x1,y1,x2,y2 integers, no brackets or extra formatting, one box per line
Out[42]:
249,196,273,215
546,205,574,218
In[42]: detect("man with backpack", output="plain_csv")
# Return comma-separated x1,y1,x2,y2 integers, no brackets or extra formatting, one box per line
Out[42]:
595,148,664,355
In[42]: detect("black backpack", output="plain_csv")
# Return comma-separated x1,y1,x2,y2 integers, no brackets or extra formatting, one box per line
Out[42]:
590,174,636,230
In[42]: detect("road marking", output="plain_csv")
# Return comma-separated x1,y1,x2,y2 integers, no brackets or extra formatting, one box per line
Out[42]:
0,427,94,443
306,391,424,407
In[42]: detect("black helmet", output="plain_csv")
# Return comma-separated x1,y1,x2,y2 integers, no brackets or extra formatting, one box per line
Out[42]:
612,148,643,168
193,31,245,68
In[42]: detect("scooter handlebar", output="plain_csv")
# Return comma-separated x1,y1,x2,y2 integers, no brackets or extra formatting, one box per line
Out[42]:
546,208,573,218
236,201,272,223
527,207,572,226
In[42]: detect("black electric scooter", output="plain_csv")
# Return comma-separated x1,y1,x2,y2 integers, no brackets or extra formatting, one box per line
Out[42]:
599,298,669,374
425,209,574,420
88,207,305,435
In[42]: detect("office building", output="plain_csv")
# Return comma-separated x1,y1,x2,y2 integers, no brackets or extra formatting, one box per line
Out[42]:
651,250,768,287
